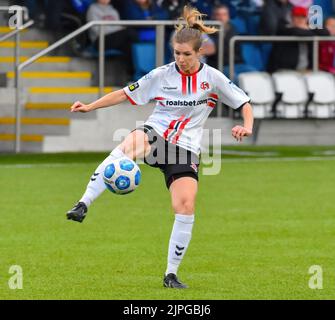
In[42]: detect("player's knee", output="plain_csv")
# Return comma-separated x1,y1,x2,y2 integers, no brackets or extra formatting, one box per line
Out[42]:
122,144,135,159
119,139,137,159
120,131,150,160
172,197,195,214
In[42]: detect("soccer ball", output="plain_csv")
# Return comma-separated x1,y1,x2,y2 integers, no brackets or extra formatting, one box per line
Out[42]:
103,158,141,195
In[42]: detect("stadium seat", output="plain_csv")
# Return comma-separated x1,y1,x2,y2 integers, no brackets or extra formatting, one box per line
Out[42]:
272,71,309,118
246,14,260,35
132,42,156,80
238,72,275,118
260,43,272,68
231,16,248,35
304,71,335,118
241,44,265,71
224,63,258,83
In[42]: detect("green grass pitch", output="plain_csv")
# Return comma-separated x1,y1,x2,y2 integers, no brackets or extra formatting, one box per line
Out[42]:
0,146,335,300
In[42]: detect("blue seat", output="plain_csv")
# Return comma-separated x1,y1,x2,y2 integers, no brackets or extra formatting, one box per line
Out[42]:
71,0,93,14
241,43,264,71
231,16,248,34
260,43,272,68
246,14,260,35
132,42,156,80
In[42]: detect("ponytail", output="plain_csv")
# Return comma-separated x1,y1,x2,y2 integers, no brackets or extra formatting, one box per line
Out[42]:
176,6,218,34
173,6,218,51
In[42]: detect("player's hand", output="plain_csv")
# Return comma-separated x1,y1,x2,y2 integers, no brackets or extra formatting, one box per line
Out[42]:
70,101,93,113
231,125,252,142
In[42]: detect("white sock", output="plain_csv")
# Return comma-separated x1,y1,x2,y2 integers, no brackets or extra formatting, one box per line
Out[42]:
165,214,195,276
79,147,125,207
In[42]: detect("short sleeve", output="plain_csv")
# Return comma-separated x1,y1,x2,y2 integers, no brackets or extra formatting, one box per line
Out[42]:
212,69,250,109
123,68,162,105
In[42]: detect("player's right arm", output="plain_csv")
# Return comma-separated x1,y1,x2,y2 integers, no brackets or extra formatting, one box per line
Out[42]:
70,89,127,113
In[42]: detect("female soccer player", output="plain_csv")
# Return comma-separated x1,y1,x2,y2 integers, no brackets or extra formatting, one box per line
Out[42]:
66,6,254,289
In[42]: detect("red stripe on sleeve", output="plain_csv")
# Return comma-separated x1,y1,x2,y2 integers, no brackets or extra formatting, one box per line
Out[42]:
123,90,137,105
207,102,216,108
192,73,197,93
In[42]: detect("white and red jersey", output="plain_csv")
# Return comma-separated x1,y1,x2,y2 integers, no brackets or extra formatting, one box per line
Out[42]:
123,62,250,155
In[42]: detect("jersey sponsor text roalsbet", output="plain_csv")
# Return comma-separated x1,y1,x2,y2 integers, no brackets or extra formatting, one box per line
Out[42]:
164,99,208,107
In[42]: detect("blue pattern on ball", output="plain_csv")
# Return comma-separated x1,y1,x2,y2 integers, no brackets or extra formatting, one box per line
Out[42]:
115,176,131,190
119,159,135,171
104,163,115,179
135,170,141,186
104,183,116,193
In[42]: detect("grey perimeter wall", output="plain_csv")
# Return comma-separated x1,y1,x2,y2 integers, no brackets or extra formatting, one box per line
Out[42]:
42,102,335,153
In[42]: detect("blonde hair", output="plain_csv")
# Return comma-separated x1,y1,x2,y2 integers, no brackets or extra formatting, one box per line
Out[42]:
173,6,218,51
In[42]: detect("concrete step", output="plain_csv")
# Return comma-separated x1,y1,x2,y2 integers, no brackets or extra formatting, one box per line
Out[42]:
0,134,42,152
25,103,98,119
27,86,113,103
0,56,72,72
0,85,103,120
0,117,70,135
0,41,49,56
0,116,70,125
0,124,70,136
0,103,97,120
0,87,14,103
24,107,97,120
0,56,96,73
0,26,28,36
6,71,92,87
0,26,55,42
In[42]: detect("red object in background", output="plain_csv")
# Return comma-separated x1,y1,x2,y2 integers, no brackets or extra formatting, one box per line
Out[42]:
319,41,335,74
291,6,308,17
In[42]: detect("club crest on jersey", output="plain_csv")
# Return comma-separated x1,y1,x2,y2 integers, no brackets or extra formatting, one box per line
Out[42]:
200,81,210,90
128,82,139,92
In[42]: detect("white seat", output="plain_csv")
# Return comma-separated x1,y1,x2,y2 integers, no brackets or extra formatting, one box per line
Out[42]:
272,71,309,118
238,72,275,118
304,71,335,118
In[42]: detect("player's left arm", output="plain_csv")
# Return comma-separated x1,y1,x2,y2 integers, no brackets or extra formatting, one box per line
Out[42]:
231,102,254,142
212,69,254,141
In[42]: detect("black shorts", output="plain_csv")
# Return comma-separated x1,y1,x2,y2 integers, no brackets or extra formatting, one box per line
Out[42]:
134,125,200,189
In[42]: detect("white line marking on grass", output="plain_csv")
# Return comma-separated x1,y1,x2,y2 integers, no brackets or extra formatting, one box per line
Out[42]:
0,162,93,169
312,150,335,156
203,149,280,156
1,156,335,169
214,156,335,163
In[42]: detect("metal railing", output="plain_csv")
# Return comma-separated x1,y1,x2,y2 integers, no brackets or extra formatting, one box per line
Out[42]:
0,6,32,76
229,35,335,80
0,19,34,42
0,5,29,20
0,19,34,97
14,20,224,153
1,6,34,155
